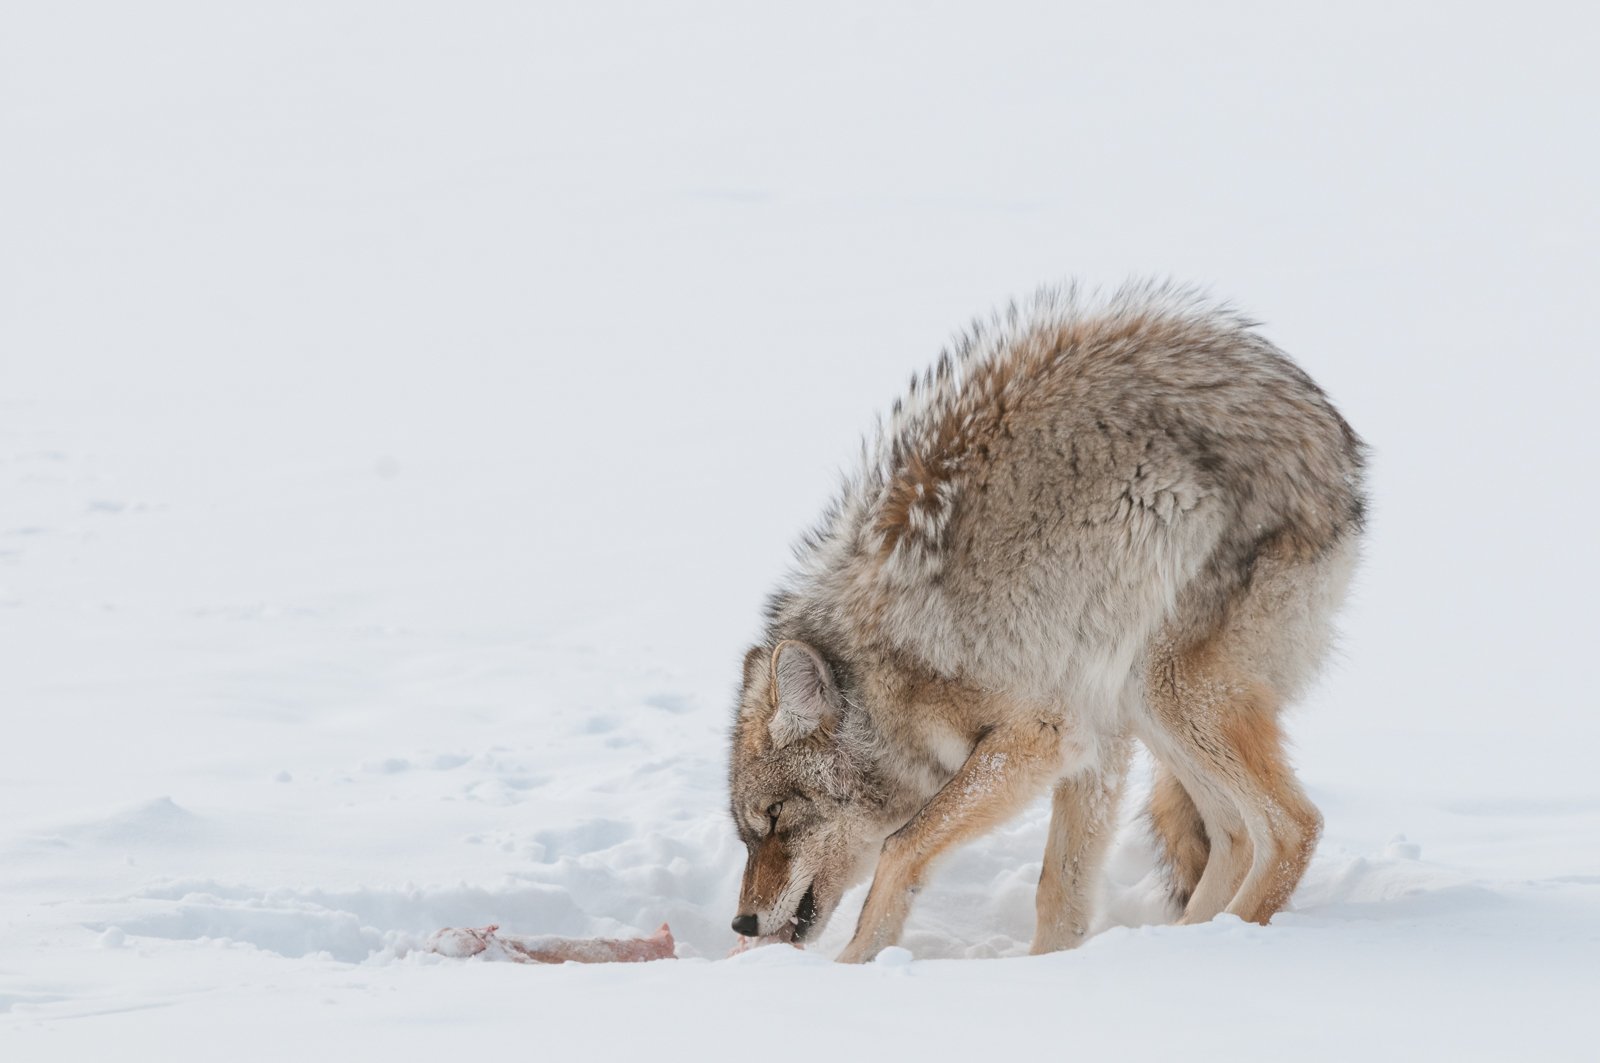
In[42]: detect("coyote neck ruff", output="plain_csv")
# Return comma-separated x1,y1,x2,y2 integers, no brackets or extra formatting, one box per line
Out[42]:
728,284,1366,962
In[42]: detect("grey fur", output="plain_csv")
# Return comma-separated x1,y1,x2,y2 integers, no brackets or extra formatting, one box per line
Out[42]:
729,281,1366,958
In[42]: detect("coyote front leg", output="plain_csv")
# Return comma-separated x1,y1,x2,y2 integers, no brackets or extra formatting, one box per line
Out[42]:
835,724,1061,963
1031,736,1131,954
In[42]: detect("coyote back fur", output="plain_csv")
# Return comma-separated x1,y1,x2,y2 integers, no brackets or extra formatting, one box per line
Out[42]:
728,283,1365,962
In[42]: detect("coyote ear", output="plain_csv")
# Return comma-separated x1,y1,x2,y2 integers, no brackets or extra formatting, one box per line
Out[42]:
769,641,840,748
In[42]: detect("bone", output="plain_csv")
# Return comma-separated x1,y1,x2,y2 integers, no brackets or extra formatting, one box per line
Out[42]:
425,923,676,964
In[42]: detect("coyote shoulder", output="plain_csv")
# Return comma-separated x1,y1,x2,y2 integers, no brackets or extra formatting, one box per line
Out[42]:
727,283,1365,962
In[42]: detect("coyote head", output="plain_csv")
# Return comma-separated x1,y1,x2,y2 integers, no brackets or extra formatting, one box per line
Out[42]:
727,640,886,945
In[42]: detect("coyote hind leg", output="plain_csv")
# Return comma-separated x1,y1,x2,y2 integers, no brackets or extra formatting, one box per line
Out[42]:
1031,737,1132,954
1145,644,1322,926
1215,699,1322,923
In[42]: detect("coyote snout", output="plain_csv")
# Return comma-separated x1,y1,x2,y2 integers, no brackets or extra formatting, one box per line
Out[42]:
731,832,815,941
726,284,1365,961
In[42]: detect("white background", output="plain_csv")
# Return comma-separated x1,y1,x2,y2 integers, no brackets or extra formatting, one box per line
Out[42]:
2,2,1596,1058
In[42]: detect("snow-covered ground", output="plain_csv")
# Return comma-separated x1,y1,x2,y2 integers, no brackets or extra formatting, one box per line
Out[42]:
3,3,1597,1058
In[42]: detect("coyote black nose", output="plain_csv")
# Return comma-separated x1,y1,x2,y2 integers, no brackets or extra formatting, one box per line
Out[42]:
731,914,759,936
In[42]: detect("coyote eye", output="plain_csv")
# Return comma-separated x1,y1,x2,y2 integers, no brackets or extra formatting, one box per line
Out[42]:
767,802,783,821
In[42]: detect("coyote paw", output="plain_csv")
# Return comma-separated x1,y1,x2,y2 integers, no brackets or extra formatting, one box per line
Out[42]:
835,930,898,964
833,941,875,964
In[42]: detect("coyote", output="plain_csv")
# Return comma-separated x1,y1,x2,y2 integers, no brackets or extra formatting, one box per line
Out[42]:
726,283,1366,962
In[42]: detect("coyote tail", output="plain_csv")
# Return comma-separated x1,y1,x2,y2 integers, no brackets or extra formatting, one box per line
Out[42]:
1147,763,1210,911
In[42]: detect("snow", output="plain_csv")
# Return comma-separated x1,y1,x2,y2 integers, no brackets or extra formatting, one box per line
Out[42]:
2,1,1598,1059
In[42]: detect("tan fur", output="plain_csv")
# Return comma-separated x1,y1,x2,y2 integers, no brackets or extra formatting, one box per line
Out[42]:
1033,737,1133,953
738,835,792,916
727,283,1365,959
